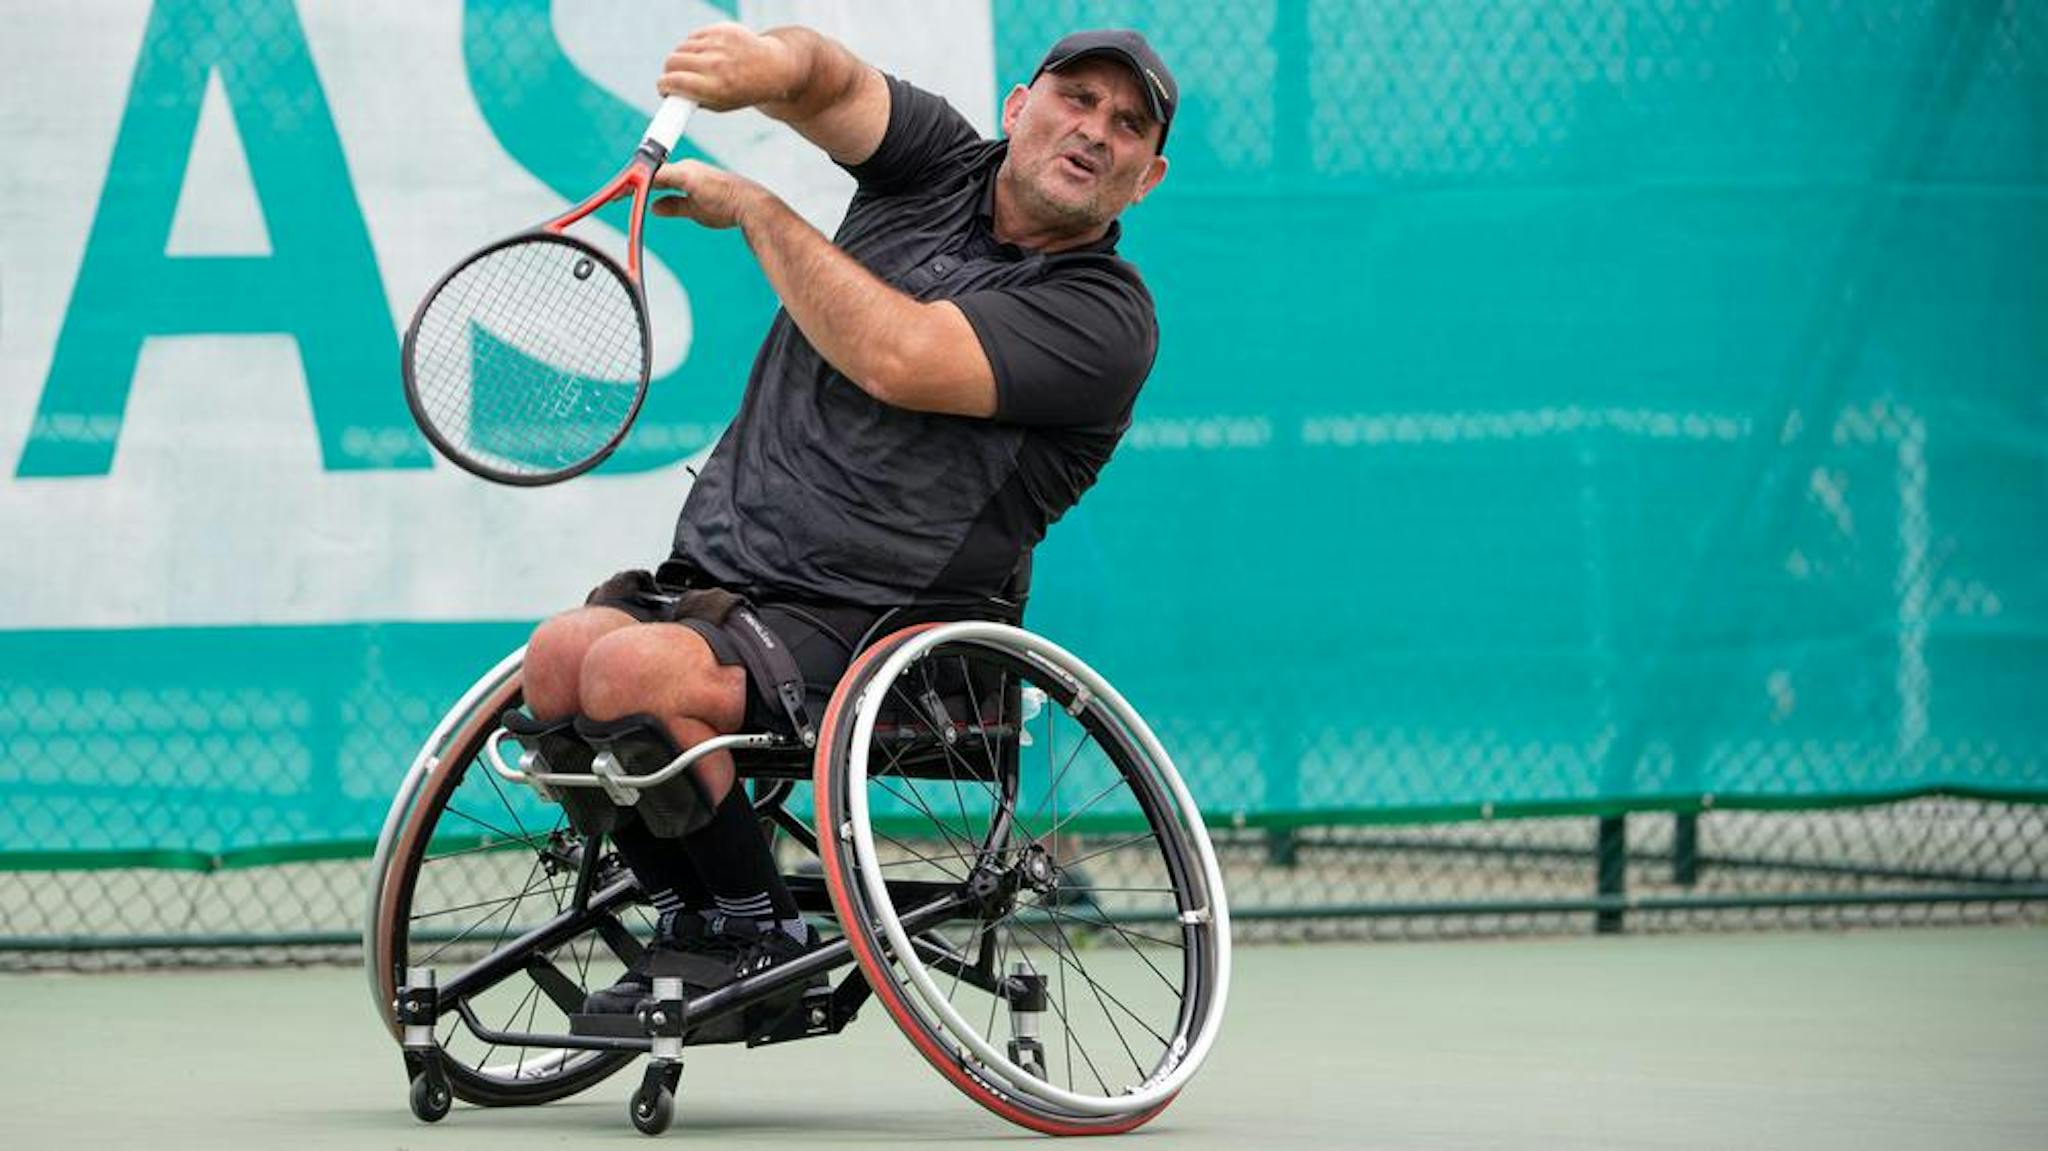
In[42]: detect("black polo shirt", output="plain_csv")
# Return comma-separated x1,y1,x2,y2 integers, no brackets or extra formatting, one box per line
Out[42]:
671,74,1158,608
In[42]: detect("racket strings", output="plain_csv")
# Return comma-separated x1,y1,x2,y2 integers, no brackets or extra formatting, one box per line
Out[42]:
409,238,648,477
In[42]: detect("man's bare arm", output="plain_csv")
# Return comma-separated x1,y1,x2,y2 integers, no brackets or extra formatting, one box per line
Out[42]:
658,23,890,167
737,191,995,416
654,24,989,415
651,162,996,418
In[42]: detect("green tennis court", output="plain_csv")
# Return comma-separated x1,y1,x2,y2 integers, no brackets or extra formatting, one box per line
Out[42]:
5,926,2043,1148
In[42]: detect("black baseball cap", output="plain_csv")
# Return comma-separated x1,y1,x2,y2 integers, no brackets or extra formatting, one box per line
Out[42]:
1032,29,1178,152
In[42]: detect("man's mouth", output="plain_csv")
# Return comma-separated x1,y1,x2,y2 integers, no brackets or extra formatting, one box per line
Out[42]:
1058,150,1100,178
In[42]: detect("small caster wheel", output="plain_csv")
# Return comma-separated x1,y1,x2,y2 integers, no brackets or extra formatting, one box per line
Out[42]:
409,1073,452,1123
1008,1035,1047,1081
630,1083,674,1135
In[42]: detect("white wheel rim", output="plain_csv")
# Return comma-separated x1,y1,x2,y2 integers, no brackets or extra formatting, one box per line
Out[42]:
364,644,621,1084
363,646,527,1019
844,622,1231,1116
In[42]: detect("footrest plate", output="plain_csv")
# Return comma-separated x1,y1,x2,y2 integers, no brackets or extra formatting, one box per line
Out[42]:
568,1010,748,1046
568,1011,645,1039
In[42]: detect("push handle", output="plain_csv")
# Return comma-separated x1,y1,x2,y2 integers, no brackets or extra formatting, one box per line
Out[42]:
644,95,697,157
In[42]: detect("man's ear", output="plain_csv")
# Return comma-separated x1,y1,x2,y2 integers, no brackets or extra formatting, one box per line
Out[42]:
1130,154,1169,204
999,83,1031,136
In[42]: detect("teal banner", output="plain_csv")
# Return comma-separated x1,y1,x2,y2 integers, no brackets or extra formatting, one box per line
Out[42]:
2,1,2043,863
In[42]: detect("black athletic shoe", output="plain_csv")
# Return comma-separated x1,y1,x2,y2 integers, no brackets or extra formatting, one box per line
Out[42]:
582,909,714,1015
692,915,823,989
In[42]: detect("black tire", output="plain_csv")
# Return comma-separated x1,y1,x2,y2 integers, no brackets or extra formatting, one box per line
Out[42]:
630,1084,675,1135
408,1071,453,1122
814,623,1231,1134
369,662,642,1107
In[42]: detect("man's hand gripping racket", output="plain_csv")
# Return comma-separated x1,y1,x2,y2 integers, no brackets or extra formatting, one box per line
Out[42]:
401,96,696,485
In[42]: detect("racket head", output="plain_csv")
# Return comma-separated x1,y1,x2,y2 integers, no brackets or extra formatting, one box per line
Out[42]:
402,230,652,486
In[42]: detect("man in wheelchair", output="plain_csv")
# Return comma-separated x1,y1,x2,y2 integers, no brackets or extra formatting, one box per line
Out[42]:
511,23,1176,1021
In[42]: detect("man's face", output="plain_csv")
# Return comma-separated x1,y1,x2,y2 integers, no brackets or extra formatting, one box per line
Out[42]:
1000,58,1169,234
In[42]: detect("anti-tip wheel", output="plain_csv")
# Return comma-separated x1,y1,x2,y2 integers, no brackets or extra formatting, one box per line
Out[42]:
409,1073,452,1123
629,1085,674,1136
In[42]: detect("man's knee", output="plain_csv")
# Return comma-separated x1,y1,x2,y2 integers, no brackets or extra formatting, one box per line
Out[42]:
526,607,637,717
579,624,744,730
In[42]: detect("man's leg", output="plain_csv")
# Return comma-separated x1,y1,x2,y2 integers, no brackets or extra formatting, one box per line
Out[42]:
525,607,713,916
578,624,806,943
524,605,636,722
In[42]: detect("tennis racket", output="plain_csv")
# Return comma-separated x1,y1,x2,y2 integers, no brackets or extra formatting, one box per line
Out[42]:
402,96,697,485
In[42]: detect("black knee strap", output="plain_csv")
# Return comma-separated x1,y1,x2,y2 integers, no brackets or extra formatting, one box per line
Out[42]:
576,714,713,838
666,590,815,747
724,607,815,748
501,709,620,835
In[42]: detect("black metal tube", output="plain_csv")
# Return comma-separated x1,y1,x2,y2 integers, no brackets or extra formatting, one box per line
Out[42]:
676,891,975,1029
1249,829,2039,890
1222,887,2048,919
1673,813,1700,887
452,997,651,1053
1265,828,1299,868
437,878,639,1003
1595,815,1628,934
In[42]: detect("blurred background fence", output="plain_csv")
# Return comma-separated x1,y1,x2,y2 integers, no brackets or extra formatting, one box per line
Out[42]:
2,0,2044,966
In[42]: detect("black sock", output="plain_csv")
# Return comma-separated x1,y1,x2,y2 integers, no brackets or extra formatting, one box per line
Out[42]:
611,816,713,925
682,785,799,927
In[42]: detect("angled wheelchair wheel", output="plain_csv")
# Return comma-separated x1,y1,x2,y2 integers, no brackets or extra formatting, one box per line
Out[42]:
365,649,641,1107
815,623,1232,1135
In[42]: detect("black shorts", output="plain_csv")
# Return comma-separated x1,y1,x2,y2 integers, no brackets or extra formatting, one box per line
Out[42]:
584,566,885,735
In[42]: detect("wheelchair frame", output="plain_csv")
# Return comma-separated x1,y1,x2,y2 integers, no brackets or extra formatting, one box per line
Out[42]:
364,621,1231,1136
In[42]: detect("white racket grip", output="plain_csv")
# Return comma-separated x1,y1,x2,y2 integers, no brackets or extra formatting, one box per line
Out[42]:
645,96,697,156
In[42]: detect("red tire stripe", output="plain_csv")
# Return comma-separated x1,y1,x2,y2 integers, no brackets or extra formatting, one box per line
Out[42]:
812,626,1174,1136
373,674,525,1038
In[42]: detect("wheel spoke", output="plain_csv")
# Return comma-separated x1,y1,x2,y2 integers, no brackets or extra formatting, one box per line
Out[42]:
410,882,576,924
1013,912,1171,1061
949,912,995,1010
884,678,1002,861
509,970,546,1080
873,777,980,866
1060,832,1166,872
474,742,540,845
1010,924,1111,1095
869,821,972,880
435,803,543,852
423,831,555,864
961,654,1010,858
1042,904,1185,994
1020,718,1097,833
1040,901,1186,951
827,634,1222,1123
1042,776,1134,842
931,664,984,865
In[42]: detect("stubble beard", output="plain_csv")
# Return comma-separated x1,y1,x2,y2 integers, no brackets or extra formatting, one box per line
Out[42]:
1006,153,1115,235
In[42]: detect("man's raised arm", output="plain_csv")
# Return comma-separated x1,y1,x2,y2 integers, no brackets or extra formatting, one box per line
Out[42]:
657,23,890,168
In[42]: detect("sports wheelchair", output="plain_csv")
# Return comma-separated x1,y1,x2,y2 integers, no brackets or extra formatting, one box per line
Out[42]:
364,609,1231,1136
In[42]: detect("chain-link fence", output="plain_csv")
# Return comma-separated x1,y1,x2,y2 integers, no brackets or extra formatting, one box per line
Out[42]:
3,0,2044,967
6,798,2044,971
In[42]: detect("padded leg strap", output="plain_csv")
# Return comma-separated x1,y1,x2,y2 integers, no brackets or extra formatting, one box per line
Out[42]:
500,709,619,835
726,607,816,748
576,714,714,838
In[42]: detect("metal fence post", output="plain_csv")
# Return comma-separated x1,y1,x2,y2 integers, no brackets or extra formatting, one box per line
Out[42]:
1596,815,1628,934
1673,812,1701,887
